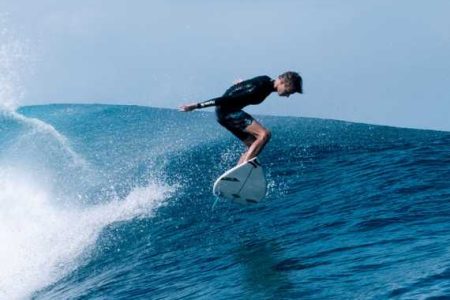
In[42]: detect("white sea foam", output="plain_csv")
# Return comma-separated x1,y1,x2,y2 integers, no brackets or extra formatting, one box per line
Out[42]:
0,166,173,300
0,17,87,168
2,110,88,167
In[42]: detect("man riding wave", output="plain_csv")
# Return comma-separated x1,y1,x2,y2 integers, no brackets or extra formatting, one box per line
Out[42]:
180,71,303,164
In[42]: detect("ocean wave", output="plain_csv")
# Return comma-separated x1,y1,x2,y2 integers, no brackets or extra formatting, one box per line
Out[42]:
0,104,449,299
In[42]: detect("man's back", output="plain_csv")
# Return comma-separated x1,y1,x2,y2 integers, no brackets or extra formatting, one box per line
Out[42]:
218,76,274,111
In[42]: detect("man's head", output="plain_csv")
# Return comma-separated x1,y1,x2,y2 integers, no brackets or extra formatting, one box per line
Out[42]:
275,71,303,97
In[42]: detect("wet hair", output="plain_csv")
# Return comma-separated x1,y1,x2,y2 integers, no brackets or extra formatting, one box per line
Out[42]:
279,71,303,94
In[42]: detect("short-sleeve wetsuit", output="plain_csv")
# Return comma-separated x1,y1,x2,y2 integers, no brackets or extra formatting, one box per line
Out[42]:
197,76,275,141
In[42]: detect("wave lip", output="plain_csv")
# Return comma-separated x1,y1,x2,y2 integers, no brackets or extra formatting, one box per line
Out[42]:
1,110,88,167
0,167,173,300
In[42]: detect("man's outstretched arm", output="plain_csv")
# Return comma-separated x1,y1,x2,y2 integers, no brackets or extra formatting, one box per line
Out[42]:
179,99,216,112
179,93,254,112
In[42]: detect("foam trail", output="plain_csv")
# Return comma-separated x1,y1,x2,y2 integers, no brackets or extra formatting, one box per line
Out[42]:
0,167,174,300
1,109,88,167
1,19,86,167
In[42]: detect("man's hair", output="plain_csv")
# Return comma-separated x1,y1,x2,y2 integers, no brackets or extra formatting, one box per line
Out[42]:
279,71,303,94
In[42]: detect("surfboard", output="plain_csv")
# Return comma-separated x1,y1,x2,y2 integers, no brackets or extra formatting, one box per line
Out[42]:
213,157,267,204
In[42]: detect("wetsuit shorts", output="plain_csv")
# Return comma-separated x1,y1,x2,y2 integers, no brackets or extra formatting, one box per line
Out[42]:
216,109,255,142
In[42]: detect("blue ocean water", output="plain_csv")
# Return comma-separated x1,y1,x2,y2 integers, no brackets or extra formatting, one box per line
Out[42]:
0,104,449,299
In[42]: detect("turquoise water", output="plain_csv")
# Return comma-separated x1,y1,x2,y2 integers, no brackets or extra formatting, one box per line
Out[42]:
0,104,449,299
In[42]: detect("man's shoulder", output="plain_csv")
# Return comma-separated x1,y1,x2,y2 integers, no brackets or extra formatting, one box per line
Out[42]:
238,75,272,90
223,75,272,97
246,75,272,84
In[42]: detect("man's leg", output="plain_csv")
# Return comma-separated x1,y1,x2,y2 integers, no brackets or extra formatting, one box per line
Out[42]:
238,120,271,164
238,135,256,164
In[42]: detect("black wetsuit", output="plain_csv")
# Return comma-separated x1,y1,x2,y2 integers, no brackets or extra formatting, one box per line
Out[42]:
197,76,275,141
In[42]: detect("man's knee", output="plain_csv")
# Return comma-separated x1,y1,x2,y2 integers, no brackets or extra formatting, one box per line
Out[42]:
260,129,271,143
243,135,256,147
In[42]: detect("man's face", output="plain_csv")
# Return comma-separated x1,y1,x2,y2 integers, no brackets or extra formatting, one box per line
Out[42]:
277,80,296,97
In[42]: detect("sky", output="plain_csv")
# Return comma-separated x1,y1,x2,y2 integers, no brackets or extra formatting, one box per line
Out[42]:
0,0,449,131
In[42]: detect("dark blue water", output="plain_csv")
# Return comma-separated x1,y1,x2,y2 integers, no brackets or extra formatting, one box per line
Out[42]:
0,104,449,299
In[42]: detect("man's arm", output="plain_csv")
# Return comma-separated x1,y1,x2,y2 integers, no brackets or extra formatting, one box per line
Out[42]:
179,92,254,112
179,98,222,112
179,103,198,112
179,78,261,112
178,100,215,112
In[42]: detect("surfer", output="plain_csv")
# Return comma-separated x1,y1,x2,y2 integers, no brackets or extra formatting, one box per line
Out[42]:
179,71,303,164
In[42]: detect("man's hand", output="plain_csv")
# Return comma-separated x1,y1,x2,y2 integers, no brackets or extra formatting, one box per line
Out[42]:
179,103,197,112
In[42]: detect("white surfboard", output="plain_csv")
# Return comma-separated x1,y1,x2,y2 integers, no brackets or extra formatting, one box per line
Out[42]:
213,157,267,204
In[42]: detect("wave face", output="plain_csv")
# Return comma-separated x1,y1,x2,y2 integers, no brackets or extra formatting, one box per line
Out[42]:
0,104,449,299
